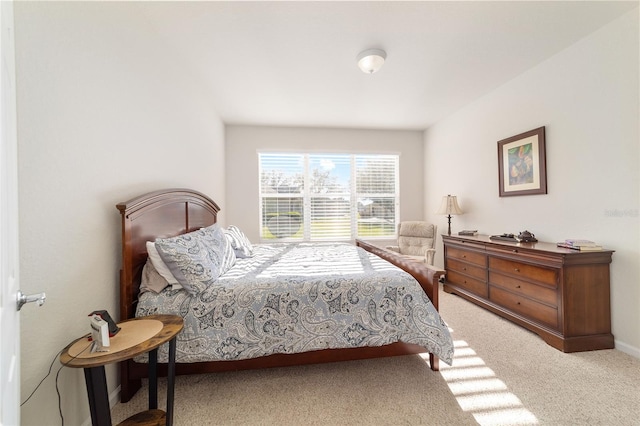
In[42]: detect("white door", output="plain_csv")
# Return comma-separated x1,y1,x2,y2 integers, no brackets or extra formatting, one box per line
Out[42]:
1,1,20,424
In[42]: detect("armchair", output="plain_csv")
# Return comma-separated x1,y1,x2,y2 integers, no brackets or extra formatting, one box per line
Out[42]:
386,221,437,265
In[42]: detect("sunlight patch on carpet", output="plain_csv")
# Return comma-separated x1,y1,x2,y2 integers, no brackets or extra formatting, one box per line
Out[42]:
421,340,539,425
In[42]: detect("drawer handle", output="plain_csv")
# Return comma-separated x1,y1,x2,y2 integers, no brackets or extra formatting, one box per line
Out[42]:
463,267,467,271
515,285,521,289
462,255,467,258
517,301,521,305
514,268,520,272
512,249,518,253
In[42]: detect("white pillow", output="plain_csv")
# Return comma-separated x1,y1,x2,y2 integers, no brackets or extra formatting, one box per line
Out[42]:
224,225,254,258
146,241,179,285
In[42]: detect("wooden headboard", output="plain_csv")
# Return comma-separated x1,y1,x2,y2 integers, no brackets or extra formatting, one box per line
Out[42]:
116,188,220,322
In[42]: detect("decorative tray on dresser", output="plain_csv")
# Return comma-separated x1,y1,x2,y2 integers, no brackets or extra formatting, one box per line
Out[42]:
442,234,614,352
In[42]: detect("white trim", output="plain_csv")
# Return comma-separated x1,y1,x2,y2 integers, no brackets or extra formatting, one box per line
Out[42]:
1,1,20,424
614,339,640,359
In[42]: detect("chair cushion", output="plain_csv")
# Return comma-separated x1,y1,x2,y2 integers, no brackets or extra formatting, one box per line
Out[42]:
397,222,435,257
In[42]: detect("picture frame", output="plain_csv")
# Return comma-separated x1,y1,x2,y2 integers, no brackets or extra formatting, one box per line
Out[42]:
497,126,547,197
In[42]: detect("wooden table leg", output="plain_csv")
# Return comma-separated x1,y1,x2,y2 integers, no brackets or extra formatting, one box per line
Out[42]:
83,366,111,426
166,338,177,426
148,348,158,410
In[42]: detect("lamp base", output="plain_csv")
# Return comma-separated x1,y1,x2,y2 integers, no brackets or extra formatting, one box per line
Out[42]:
447,215,452,235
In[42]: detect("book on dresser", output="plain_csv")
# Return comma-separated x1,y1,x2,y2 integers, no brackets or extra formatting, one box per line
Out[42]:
557,239,603,251
458,230,478,236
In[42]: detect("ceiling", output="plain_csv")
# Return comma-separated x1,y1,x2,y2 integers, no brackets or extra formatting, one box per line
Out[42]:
136,1,638,131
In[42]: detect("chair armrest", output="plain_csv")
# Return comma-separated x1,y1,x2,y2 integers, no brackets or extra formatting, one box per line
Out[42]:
425,248,436,265
386,246,400,253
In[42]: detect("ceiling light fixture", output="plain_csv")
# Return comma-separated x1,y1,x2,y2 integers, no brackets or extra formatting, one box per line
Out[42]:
357,48,386,74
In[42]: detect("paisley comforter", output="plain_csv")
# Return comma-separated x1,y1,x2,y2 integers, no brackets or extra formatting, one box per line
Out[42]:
136,242,454,365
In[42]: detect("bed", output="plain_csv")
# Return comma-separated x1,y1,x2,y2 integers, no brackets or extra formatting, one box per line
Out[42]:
117,188,453,402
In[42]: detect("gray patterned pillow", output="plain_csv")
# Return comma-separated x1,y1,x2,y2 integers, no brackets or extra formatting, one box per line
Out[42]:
198,224,237,274
155,224,236,296
224,225,254,258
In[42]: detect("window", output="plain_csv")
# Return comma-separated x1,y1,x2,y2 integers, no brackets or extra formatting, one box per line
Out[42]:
259,153,399,241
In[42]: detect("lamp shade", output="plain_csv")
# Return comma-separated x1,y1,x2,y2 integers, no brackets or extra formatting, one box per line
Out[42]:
357,49,386,74
435,195,463,215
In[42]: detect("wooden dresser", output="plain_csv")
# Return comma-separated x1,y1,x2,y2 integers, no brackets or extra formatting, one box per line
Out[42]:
442,234,614,352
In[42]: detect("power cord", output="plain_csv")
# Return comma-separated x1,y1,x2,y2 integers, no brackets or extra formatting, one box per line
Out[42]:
19,348,63,407
20,338,92,426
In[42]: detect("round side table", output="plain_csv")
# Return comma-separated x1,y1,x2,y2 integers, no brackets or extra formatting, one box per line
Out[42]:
60,314,183,426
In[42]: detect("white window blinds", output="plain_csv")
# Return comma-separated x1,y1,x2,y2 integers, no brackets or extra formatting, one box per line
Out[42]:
259,153,398,241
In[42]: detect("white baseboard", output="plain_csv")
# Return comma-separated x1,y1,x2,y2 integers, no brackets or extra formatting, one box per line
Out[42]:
615,339,640,359
80,385,121,426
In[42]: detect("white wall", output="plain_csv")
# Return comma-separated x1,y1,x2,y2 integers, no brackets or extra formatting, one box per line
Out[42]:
424,10,639,356
15,3,225,425
225,125,424,241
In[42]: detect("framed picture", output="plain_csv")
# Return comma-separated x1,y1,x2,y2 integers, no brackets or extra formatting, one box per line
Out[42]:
497,126,547,197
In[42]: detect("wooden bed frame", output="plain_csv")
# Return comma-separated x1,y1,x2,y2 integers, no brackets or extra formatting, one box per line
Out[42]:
117,188,446,403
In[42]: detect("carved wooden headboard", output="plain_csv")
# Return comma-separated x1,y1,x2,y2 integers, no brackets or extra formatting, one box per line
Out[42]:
116,188,220,322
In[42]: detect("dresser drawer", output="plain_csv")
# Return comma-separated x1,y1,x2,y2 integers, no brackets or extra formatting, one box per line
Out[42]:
446,270,488,297
446,258,486,281
446,246,486,267
489,271,557,307
489,286,558,329
489,257,558,288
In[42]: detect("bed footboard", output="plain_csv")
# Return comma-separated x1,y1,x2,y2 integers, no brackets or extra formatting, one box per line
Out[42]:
355,239,444,310
355,238,446,371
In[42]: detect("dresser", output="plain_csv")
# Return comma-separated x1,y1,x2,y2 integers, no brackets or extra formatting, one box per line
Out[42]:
442,234,614,352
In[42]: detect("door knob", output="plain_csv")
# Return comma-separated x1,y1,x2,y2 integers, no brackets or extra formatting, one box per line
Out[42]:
16,290,46,311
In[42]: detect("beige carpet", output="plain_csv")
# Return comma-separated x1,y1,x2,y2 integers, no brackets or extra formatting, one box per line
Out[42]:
111,287,640,425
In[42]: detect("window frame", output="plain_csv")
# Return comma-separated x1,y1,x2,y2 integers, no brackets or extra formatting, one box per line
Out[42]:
259,152,399,242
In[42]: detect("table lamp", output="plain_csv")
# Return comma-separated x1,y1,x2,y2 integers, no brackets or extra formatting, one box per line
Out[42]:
436,195,463,235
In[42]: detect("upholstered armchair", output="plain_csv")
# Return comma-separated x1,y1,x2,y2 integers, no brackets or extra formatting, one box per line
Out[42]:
386,221,437,265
